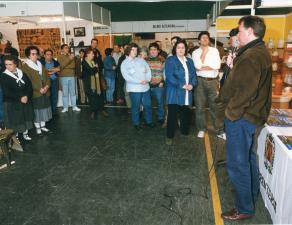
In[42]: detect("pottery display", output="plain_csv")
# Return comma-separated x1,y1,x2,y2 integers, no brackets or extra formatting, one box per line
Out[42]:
274,74,283,95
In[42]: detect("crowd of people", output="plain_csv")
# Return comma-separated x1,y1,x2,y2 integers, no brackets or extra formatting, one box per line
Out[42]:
0,15,273,222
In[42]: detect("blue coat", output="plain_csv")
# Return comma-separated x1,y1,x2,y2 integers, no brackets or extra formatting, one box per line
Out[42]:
103,56,116,78
165,56,197,105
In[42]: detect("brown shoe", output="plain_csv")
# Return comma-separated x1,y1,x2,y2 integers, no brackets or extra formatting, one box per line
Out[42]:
221,208,253,221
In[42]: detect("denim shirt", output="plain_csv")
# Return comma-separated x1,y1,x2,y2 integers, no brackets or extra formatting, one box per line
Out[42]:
103,56,116,79
121,57,152,93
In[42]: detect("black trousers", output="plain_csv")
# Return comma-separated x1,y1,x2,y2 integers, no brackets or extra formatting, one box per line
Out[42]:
166,104,191,139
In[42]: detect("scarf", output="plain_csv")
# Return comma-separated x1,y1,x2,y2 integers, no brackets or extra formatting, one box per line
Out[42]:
4,68,25,85
25,59,43,77
85,58,101,95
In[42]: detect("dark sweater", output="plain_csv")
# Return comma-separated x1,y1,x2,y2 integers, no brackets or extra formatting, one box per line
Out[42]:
0,71,33,103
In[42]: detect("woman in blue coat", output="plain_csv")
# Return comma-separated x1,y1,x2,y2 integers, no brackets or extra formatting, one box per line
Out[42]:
165,39,197,145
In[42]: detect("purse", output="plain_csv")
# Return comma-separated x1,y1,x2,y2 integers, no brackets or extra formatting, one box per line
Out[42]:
100,76,107,90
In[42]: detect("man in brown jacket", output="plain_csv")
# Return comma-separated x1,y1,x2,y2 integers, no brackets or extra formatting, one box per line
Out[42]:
216,16,272,221
57,44,80,113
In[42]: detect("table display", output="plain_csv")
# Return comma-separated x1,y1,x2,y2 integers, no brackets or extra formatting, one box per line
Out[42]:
257,109,292,224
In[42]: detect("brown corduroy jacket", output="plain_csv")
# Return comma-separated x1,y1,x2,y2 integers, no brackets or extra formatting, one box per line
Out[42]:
21,63,51,98
215,38,272,127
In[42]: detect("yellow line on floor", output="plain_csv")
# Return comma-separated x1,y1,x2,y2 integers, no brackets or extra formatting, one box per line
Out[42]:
204,132,224,225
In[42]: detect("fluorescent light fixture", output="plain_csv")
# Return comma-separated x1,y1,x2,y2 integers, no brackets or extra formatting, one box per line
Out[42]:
225,5,252,10
38,16,83,23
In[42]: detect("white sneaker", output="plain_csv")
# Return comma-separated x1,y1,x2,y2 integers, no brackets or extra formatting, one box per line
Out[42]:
61,108,68,113
217,132,226,140
23,134,32,141
72,106,81,112
36,128,42,135
197,131,205,138
41,127,49,132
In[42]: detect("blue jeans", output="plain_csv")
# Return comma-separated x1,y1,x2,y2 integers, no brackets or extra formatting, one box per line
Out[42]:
105,76,115,102
0,88,3,122
150,87,165,121
129,91,152,126
50,79,58,114
60,77,77,109
225,118,259,215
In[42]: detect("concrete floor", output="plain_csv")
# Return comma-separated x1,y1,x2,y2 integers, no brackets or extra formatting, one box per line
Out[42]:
0,107,272,225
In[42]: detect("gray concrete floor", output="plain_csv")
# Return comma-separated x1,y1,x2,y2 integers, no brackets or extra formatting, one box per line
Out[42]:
0,108,272,225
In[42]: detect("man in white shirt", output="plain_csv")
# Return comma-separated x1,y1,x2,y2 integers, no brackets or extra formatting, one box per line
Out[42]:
192,31,221,138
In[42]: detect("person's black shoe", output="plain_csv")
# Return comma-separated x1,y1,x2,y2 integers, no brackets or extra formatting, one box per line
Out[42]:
134,125,142,131
145,123,155,128
158,119,164,126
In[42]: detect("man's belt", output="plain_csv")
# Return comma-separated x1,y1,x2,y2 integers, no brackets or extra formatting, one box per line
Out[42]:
198,76,218,81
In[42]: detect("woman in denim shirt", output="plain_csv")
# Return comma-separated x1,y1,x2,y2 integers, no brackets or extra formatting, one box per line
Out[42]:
121,43,153,130
165,39,197,145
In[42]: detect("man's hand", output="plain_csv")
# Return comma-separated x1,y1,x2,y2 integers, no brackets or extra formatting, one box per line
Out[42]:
226,53,234,69
140,80,148,85
200,66,213,71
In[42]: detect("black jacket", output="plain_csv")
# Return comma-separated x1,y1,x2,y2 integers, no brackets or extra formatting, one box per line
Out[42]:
0,71,33,103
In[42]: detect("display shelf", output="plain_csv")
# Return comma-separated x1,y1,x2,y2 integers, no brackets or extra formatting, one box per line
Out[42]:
16,28,61,58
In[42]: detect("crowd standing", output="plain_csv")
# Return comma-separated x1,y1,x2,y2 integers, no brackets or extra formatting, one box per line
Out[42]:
0,15,272,222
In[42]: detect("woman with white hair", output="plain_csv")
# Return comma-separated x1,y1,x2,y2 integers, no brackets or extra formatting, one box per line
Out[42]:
21,45,52,135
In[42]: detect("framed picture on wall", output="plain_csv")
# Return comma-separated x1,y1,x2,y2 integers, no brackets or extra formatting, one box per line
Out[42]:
74,27,86,37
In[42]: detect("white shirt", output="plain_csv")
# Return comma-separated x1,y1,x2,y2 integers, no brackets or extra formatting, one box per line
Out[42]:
112,52,122,65
192,46,221,78
178,56,189,106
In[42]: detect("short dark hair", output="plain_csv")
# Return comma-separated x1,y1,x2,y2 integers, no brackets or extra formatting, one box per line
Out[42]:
91,38,98,44
105,48,113,56
171,36,181,42
238,15,266,39
79,49,85,54
61,44,68,50
24,46,40,58
85,47,93,56
124,43,140,56
198,31,210,40
172,39,188,56
44,49,53,55
3,55,19,66
229,27,239,38
148,42,159,50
